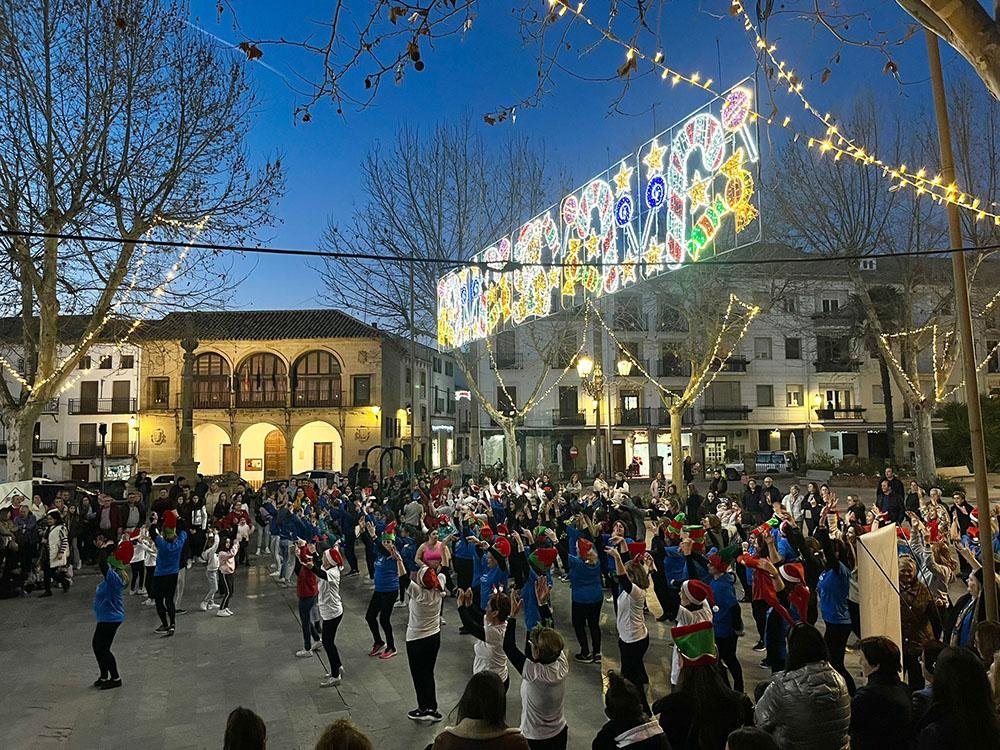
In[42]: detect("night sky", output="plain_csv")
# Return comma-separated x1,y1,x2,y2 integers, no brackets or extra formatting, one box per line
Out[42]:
188,1,972,307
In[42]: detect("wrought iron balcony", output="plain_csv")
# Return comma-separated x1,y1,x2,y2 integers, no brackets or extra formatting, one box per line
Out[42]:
551,409,586,426
701,406,753,421
68,397,136,415
656,407,695,426
814,407,867,420
615,407,652,426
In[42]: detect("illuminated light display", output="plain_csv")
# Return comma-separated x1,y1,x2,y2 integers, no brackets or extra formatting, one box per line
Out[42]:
436,80,761,349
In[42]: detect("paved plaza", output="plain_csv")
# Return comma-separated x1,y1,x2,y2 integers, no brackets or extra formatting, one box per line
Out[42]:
4,551,800,750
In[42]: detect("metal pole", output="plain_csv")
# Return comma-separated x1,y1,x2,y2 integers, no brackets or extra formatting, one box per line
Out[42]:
409,260,417,477
99,423,106,493
926,31,997,621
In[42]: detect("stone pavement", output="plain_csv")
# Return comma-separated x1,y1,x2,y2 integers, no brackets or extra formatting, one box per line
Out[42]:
2,553,797,750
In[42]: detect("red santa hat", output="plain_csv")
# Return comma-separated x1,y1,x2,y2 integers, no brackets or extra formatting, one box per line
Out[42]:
492,538,511,559
626,542,647,562
681,579,718,611
324,547,344,568
685,526,707,554
421,566,443,591
480,526,494,541
162,509,178,537
128,528,142,541
110,540,134,571
496,523,509,536
528,547,558,573
779,562,805,585
577,538,594,558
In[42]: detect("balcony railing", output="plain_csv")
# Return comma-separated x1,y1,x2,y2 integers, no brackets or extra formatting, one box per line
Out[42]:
711,356,748,373
813,359,861,373
701,406,753,421
66,442,103,458
41,398,60,414
107,441,137,457
0,440,58,454
656,359,692,378
292,390,344,408
615,407,652,426
235,391,288,409
814,407,867,420
193,392,232,409
489,353,523,370
68,397,136,415
811,310,854,326
656,407,695,426
552,409,586,426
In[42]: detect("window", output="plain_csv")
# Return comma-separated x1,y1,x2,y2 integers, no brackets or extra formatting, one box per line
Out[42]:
433,357,442,373
292,351,342,407
419,371,426,390
405,367,411,385
79,356,92,370
657,304,688,332
988,341,1000,373
235,353,287,407
821,298,840,313
313,442,333,471
859,258,877,271
149,378,170,407
617,341,641,369
872,385,884,404
817,336,851,363
756,384,774,407
614,295,645,331
754,337,772,360
98,355,113,369
822,388,853,410
829,435,841,451
494,331,516,369
120,355,134,369
352,375,372,406
553,330,579,369
194,352,233,408
444,361,453,377
781,297,797,314
786,385,804,407
704,381,741,407
557,386,580,421
784,337,801,360
420,405,427,423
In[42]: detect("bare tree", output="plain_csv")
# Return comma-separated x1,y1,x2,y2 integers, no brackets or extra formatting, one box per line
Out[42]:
320,120,584,479
0,0,283,480
768,92,1000,481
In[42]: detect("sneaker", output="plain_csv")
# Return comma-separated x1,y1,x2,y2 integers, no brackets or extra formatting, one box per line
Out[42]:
393,600,406,608
92,677,108,688
311,640,322,652
320,673,342,687
165,626,175,637
137,588,146,596
574,652,592,663
207,602,220,610
223,608,234,616
604,595,613,603
199,602,208,611
295,649,312,658
752,641,766,652
559,574,570,583
216,609,232,617
154,625,169,634
368,644,385,657
378,648,397,660
142,598,154,607
269,571,281,578
407,709,425,722
591,652,602,663
175,608,188,615
100,678,122,690
422,710,443,724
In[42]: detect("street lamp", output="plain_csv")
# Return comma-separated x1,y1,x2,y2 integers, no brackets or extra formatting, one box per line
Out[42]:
616,357,634,377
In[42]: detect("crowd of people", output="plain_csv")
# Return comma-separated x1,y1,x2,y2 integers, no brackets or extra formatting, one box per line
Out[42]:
3,461,1000,749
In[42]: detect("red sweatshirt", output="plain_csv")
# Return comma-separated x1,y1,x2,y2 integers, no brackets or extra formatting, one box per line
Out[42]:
297,562,318,598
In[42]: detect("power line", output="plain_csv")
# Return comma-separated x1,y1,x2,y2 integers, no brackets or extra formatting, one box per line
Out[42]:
1,227,998,270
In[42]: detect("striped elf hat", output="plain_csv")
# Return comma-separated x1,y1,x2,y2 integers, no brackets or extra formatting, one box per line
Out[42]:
667,513,686,537
685,525,706,553
670,619,718,667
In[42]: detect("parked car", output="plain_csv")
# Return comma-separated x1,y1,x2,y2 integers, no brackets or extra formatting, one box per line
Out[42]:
32,478,100,510
754,450,798,474
292,470,338,484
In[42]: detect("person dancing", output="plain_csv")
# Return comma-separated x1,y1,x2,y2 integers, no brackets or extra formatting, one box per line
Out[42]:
365,521,400,659
607,542,654,713
312,545,346,687
92,540,133,690
404,562,448,723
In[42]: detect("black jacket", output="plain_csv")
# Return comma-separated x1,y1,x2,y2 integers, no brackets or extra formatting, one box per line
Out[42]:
850,671,912,750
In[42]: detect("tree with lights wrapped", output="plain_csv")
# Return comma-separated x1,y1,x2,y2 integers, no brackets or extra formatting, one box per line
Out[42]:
0,0,283,480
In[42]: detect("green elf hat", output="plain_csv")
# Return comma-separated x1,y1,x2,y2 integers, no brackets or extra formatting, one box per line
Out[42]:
528,546,558,573
109,540,134,571
667,513,685,536
533,525,549,544
670,619,718,667
380,521,397,543
684,525,707,553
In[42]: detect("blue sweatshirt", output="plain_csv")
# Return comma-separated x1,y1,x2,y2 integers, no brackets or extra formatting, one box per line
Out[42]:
522,566,554,631
479,563,509,610
398,536,418,573
373,553,399,592
661,545,688,586
709,573,739,639
568,554,603,604
818,562,851,625
93,568,126,623
154,531,188,576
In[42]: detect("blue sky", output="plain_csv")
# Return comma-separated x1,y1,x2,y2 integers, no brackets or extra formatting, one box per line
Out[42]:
188,1,971,308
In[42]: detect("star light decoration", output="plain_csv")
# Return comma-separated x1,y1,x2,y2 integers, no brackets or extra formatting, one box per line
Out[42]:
643,139,666,178
687,171,711,212
720,147,758,233
613,161,634,196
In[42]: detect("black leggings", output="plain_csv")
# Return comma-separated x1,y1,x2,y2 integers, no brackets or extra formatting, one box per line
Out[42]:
92,621,121,680
904,652,925,691
153,573,178,627
453,557,474,590
751,599,768,642
618,635,650,713
527,726,568,750
652,574,679,620
406,632,441,711
366,590,397,650
824,622,856,695
716,634,744,692
571,601,602,655
219,572,234,610
130,562,145,592
322,615,344,674
299,596,319,650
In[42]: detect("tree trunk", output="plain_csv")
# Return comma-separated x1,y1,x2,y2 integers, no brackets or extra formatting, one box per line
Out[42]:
501,418,520,482
911,406,937,482
4,406,41,482
879,355,896,461
670,407,684,489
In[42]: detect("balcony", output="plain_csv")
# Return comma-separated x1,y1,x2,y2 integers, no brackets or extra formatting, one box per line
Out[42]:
0,440,58,455
66,442,102,458
656,407,695,426
656,359,692,378
551,409,586,426
814,359,861,373
489,353,523,370
702,406,753,421
711,356,748,373
107,441,137,457
68,397,136,415
292,390,344,408
193,392,232,409
615,407,652,426
235,391,288,409
814,407,867,420
41,398,60,414
811,309,854,327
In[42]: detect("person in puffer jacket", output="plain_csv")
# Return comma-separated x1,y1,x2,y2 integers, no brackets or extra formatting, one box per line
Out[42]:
753,623,850,750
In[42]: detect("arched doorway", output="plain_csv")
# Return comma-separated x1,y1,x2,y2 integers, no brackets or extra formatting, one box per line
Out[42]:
193,423,230,475
263,430,288,480
291,421,343,473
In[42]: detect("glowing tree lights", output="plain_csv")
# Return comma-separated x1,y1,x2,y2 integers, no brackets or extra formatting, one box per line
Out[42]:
437,82,760,348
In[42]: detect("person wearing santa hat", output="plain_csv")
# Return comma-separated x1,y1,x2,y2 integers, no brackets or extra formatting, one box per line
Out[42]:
516,533,558,643
364,520,401,659
405,563,448,723
568,537,603,664
607,541,655,712
670,578,717,686
311,545,346,687
150,509,188,635
92,540,132,689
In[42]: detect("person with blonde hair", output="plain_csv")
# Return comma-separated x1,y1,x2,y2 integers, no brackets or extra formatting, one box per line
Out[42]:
314,719,373,750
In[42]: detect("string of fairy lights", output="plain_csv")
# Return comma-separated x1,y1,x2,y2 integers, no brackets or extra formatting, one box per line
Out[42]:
545,0,1000,225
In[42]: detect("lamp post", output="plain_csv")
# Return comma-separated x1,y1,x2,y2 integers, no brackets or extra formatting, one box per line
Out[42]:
577,354,635,476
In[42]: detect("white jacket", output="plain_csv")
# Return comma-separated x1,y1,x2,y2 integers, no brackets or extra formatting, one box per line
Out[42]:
47,524,68,567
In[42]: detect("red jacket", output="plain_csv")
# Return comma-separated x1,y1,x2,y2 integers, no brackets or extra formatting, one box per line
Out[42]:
297,562,318,598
